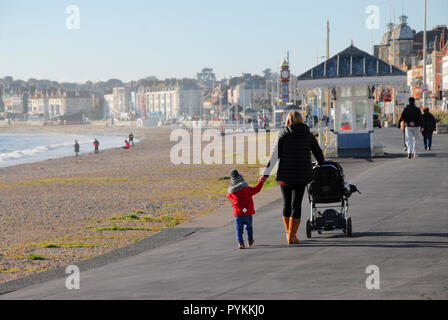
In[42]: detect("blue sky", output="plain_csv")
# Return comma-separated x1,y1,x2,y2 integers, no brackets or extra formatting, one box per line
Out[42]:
0,0,446,83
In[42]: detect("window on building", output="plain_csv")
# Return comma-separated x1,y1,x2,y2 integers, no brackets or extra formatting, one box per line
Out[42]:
354,100,368,130
340,101,353,131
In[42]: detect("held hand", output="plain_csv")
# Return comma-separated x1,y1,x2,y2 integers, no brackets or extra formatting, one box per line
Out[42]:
410,122,415,127
260,176,268,183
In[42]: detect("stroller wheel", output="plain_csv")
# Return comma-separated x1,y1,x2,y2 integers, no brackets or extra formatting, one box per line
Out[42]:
346,217,353,237
306,220,312,239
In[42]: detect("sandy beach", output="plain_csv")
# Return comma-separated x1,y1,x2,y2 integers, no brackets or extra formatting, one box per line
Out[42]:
0,122,271,283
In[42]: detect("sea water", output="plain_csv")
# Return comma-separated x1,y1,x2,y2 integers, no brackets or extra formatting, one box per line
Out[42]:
0,133,129,168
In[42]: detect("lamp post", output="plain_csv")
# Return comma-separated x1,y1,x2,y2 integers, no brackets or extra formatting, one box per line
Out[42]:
423,0,428,108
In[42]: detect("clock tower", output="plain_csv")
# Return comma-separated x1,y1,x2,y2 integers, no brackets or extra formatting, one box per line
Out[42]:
280,55,290,105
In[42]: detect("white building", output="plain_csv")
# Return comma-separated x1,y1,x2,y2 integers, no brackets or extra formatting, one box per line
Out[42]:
443,52,448,110
103,94,114,117
2,94,27,114
112,87,131,116
443,53,448,92
28,90,93,119
143,86,203,120
232,83,268,109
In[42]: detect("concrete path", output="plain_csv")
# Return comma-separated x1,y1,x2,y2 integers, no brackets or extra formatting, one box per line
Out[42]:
1,128,447,300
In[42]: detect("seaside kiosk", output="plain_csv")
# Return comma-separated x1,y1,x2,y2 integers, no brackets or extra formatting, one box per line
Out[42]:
297,45,408,157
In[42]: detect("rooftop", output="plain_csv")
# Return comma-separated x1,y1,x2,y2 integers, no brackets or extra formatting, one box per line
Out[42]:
297,45,407,81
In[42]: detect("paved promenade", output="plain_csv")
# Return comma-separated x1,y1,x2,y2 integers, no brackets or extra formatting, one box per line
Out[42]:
1,128,447,299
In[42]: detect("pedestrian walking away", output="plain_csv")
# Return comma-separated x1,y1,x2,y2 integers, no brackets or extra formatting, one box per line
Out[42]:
421,107,437,151
263,111,325,245
129,133,134,147
398,97,423,159
226,170,265,249
74,140,80,157
93,139,100,154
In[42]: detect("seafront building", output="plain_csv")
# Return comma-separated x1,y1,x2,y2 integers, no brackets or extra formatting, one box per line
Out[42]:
27,89,93,119
136,86,203,120
1,93,28,114
374,12,448,109
374,15,447,71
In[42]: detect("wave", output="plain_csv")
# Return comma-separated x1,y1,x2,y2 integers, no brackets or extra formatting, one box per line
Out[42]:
0,141,76,162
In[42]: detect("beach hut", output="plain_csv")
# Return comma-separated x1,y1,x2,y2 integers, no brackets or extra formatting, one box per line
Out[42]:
297,45,408,157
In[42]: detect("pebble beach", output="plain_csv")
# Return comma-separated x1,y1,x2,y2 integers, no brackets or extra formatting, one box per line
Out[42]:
0,122,270,283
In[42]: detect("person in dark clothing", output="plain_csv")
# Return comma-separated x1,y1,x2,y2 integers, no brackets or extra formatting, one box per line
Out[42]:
398,97,424,159
129,133,134,147
93,139,100,154
74,141,80,157
263,111,325,245
421,107,437,151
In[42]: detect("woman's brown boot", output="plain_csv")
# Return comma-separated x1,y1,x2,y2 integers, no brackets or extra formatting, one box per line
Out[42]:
282,217,290,244
288,218,301,244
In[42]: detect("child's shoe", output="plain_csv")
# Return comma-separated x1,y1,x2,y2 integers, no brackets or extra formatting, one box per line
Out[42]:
238,242,245,249
248,240,255,248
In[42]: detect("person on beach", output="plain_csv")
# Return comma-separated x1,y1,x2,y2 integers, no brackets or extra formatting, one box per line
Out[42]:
421,107,437,151
122,140,130,149
226,170,266,249
93,139,100,154
129,133,134,147
263,111,325,245
398,97,423,159
74,140,80,157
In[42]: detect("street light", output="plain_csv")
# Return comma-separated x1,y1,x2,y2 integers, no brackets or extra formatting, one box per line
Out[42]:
423,0,427,108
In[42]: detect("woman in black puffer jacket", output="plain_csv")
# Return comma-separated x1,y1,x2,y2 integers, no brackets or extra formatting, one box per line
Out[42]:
421,107,437,151
263,111,325,245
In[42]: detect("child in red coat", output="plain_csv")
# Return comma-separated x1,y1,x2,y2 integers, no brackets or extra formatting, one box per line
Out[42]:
226,170,266,249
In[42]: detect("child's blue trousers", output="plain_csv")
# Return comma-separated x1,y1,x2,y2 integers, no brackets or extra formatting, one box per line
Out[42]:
235,216,253,243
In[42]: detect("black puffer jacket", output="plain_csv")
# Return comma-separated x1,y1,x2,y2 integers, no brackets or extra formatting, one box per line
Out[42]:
422,112,437,134
398,104,423,127
263,123,325,185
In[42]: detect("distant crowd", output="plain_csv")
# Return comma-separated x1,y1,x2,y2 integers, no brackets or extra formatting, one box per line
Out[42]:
73,132,135,156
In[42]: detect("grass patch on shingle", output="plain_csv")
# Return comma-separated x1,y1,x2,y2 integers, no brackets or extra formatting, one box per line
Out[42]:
0,268,20,274
164,203,183,208
110,213,140,221
90,224,152,232
34,242,100,248
0,176,145,189
27,254,47,261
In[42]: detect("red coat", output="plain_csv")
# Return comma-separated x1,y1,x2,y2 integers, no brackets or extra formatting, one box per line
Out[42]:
226,180,264,217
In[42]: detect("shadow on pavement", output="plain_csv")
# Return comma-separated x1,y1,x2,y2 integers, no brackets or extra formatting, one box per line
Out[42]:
302,239,448,249
354,231,448,238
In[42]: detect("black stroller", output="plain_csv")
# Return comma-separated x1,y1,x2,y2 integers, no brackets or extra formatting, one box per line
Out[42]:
306,160,361,238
